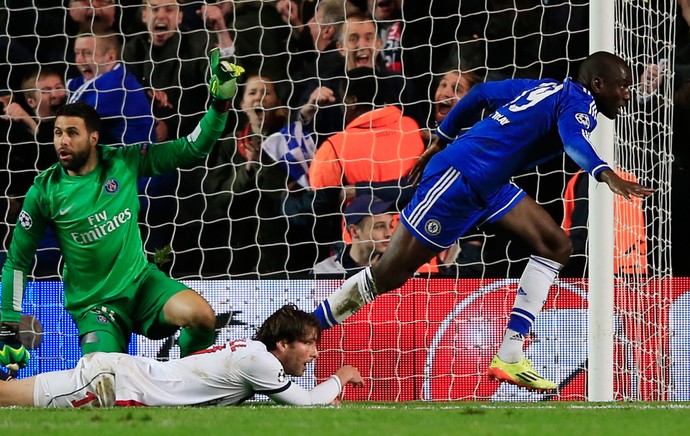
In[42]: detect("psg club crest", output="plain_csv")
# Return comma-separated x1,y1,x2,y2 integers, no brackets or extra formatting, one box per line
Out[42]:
104,178,119,194
19,210,32,230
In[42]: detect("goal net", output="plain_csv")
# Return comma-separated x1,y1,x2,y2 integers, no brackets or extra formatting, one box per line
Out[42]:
0,1,680,401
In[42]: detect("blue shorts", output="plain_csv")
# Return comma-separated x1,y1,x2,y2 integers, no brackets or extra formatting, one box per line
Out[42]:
401,156,526,250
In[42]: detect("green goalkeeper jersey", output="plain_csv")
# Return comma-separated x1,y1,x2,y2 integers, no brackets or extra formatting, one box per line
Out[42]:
0,107,228,323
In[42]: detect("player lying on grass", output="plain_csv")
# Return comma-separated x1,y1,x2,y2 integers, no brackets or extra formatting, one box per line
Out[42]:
312,51,656,393
0,305,363,407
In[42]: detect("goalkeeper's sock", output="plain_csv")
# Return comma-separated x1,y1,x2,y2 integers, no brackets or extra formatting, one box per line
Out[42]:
178,327,215,357
497,255,561,363
313,267,377,329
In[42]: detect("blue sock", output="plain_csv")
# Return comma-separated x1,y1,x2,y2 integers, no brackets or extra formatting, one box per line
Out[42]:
313,300,338,329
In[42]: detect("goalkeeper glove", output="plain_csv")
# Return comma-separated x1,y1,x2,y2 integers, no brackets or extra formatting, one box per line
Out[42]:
209,47,244,103
0,322,30,371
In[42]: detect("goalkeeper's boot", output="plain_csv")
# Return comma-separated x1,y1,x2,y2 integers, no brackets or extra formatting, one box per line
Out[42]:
487,355,557,393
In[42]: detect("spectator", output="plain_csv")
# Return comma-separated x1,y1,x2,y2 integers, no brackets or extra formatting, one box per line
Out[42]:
204,72,317,276
284,0,349,100
67,0,119,34
308,66,423,198
3,67,68,143
123,0,219,140
204,0,292,78
297,11,424,145
312,195,394,276
0,67,65,276
67,32,155,145
365,0,402,72
0,1,70,91
306,67,424,260
424,66,486,277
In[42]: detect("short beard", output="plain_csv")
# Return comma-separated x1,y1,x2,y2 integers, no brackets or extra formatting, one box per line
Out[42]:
60,149,91,173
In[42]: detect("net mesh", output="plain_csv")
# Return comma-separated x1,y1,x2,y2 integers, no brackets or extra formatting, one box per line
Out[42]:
0,0,680,401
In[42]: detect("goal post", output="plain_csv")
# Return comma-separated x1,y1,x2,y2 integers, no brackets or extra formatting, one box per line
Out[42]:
0,0,679,401
588,0,616,403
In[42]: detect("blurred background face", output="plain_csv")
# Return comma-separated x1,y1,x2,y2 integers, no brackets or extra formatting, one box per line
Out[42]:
434,71,473,125
339,18,381,70
353,213,394,257
308,6,331,51
68,0,117,32
74,36,115,80
142,0,183,47
240,76,284,134
32,75,67,118
367,0,401,21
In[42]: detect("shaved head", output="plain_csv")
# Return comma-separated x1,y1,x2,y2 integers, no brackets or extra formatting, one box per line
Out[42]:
577,51,630,86
576,51,632,119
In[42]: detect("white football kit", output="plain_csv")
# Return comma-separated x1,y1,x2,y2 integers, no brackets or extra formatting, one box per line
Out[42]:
33,339,342,407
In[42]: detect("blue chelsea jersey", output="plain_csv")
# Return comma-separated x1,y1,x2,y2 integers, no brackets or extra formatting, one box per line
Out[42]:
67,62,156,146
436,78,611,197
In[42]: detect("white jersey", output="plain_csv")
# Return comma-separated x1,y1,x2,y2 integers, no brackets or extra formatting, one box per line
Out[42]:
34,339,342,407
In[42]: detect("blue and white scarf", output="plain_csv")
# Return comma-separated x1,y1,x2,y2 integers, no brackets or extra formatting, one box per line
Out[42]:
261,121,316,188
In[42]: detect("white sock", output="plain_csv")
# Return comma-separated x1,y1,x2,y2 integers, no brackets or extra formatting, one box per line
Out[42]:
497,255,562,363
497,328,525,363
315,267,377,328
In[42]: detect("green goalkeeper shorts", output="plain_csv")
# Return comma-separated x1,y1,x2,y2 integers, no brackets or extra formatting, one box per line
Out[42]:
73,263,189,353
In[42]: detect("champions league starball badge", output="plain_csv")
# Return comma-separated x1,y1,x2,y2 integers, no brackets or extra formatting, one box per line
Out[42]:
19,211,33,230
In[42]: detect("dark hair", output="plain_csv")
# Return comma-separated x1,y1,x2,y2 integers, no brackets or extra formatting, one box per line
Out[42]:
253,304,322,351
343,66,381,106
56,101,101,133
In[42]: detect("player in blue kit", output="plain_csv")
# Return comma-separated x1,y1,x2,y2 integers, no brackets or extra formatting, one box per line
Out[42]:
312,51,656,392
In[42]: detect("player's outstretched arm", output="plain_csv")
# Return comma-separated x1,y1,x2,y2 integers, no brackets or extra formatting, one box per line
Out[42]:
333,365,364,389
598,169,657,200
266,365,363,406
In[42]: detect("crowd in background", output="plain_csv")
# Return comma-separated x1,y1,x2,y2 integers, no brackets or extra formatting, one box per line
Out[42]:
3,0,680,280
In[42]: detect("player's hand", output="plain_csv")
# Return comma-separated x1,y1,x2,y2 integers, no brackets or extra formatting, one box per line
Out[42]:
599,169,656,200
408,136,445,186
335,365,364,387
0,322,30,371
209,48,244,101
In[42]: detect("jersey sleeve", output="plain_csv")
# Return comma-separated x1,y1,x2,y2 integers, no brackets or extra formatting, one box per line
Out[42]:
558,100,611,180
1,185,50,322
268,375,342,406
436,79,537,142
119,107,228,177
238,351,292,396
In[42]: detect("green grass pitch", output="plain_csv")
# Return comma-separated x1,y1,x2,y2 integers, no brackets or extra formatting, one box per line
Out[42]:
1,402,687,435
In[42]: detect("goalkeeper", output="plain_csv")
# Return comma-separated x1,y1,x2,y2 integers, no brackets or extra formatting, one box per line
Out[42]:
0,49,244,371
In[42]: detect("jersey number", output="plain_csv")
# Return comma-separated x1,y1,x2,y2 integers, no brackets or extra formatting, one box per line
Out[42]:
508,83,563,112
